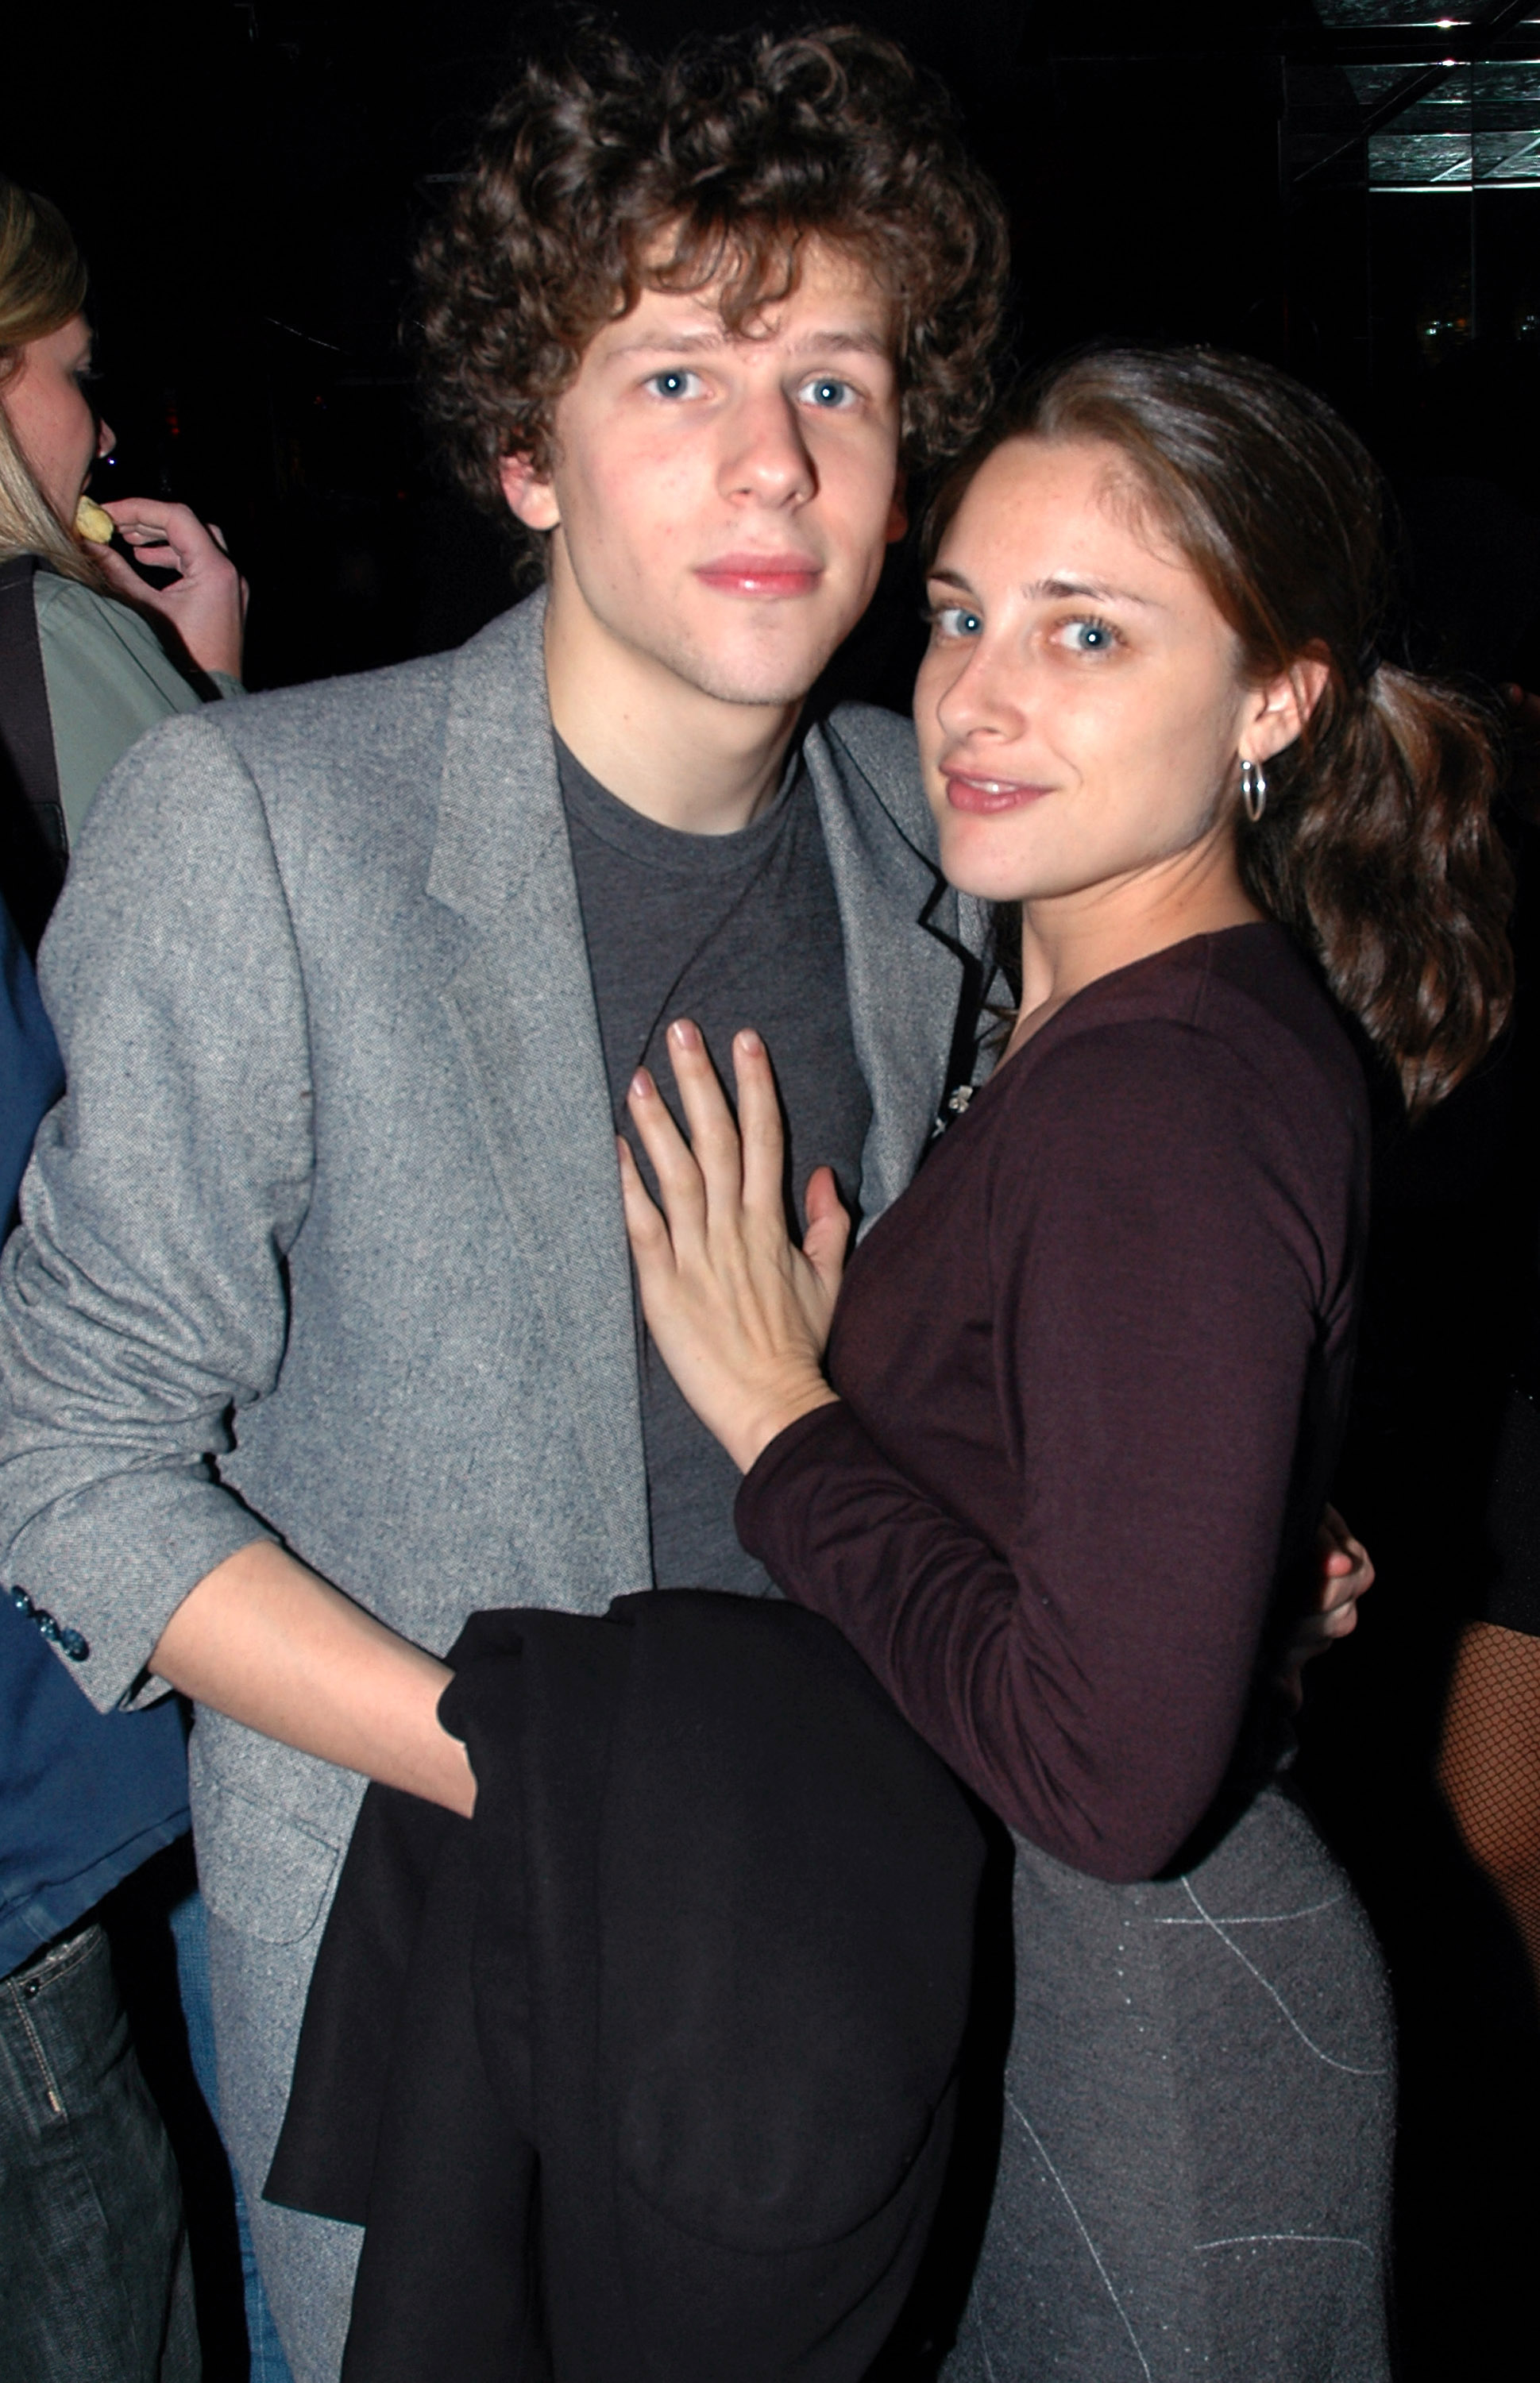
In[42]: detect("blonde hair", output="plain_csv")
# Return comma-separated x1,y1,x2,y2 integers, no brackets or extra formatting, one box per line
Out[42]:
0,176,106,585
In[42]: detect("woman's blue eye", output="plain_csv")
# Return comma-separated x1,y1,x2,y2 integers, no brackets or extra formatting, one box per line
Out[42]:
934,605,982,639
1062,617,1117,653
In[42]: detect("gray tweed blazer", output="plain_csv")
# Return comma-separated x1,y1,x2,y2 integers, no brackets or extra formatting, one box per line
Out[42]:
0,590,985,1956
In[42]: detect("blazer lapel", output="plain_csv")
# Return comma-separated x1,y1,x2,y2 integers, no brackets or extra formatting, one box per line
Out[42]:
805,716,975,1226
426,593,650,1588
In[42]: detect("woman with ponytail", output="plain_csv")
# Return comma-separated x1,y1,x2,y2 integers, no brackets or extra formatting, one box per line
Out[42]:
616,345,1512,2381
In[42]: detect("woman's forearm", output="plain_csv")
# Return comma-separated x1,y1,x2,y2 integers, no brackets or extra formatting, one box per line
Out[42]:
149,1538,476,1815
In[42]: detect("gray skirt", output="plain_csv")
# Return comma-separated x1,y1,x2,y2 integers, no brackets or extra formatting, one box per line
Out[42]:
941,1782,1395,2382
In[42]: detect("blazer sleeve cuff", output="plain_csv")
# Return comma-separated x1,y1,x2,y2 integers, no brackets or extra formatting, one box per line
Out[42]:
6,1470,276,1712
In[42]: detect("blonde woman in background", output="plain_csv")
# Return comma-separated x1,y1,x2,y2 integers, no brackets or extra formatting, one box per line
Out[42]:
0,175,245,949
0,177,288,2382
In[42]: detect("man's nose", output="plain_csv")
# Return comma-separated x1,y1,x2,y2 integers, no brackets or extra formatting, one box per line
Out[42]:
718,389,816,508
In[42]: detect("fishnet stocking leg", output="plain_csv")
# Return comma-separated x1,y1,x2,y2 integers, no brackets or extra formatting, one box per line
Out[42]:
1439,1620,1540,2001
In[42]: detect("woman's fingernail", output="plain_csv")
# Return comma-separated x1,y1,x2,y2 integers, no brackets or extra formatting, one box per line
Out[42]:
737,1029,763,1056
630,1069,653,1100
669,1019,701,1051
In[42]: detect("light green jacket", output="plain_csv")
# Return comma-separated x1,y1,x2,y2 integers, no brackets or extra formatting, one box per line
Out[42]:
33,571,241,848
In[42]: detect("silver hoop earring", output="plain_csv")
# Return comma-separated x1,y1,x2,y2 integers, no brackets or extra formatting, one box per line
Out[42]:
1240,759,1268,824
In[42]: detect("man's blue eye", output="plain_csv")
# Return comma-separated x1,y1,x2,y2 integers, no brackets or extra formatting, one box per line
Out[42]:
805,377,851,407
650,370,695,397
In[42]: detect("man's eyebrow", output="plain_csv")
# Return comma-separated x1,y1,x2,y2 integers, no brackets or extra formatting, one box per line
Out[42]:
607,324,892,361
608,327,728,357
787,326,892,359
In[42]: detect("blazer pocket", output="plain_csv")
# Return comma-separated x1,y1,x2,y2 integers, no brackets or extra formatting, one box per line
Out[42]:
194,1764,344,1946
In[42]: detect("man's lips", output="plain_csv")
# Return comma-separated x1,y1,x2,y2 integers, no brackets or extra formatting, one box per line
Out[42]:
694,552,824,597
943,771,1053,815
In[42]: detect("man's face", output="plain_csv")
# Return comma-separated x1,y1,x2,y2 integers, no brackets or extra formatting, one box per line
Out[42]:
500,240,905,712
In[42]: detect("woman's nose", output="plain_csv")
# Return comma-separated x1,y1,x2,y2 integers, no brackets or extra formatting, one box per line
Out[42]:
935,639,1026,743
95,415,116,462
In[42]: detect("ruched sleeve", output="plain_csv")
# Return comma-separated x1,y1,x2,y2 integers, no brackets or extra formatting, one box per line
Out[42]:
738,1018,1333,1883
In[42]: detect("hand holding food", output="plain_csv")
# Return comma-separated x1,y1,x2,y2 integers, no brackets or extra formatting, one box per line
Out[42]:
74,495,115,543
97,497,247,681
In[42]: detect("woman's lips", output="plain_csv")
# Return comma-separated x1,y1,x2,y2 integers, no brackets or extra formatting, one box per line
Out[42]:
694,552,823,597
943,772,1052,815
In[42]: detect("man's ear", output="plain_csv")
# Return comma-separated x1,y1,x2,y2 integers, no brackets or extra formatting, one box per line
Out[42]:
500,450,561,532
885,470,908,547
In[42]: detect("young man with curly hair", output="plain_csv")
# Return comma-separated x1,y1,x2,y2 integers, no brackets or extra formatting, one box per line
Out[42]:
0,25,1007,2377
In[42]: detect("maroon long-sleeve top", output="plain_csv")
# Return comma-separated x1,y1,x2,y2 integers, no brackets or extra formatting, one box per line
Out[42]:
737,925,1369,1883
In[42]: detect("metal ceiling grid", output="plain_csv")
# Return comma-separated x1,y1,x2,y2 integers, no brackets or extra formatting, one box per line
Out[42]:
1290,5,1540,188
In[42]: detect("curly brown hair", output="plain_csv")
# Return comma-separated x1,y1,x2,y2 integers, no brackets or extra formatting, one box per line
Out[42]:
412,21,1009,523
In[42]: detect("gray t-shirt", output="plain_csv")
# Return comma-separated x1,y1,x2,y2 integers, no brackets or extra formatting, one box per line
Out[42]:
558,736,871,1596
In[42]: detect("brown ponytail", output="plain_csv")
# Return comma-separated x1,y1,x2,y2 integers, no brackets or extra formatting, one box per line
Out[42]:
928,346,1514,1118
1243,659,1507,1115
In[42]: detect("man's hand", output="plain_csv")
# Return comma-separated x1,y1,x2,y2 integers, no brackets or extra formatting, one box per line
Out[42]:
1279,1504,1374,1709
151,1539,476,1816
98,497,248,682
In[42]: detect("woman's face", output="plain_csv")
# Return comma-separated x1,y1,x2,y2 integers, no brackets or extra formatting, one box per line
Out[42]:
0,314,114,523
915,435,1265,910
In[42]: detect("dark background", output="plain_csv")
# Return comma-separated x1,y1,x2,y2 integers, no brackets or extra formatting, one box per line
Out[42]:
11,1,1540,695
9,6,1540,2375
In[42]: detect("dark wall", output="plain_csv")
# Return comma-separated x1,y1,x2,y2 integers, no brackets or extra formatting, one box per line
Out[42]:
4,1,1341,689
9,2,1540,690
11,14,1540,2374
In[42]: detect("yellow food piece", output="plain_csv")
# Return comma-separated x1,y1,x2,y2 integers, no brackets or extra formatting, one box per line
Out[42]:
74,496,115,543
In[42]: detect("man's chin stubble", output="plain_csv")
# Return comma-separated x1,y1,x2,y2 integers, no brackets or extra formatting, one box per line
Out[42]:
662,628,847,713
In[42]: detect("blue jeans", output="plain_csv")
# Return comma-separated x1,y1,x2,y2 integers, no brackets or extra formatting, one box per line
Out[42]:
0,1919,198,2381
170,1888,293,2383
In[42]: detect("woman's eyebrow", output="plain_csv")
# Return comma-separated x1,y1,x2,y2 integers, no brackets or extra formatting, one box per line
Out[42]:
927,566,1160,607
1025,573,1154,606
